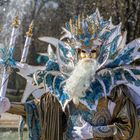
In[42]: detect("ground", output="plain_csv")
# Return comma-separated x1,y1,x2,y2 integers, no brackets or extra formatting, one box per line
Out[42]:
0,113,28,140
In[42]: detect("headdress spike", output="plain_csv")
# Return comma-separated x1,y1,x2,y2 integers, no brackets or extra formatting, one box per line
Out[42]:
75,17,78,35
78,15,81,29
82,12,85,20
0,27,2,32
69,18,73,33
95,8,101,21
109,16,112,23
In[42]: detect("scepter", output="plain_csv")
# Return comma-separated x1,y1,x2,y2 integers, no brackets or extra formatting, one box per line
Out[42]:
16,21,34,70
20,21,33,63
0,16,20,97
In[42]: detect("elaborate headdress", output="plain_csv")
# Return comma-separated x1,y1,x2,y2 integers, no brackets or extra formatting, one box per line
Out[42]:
63,14,99,50
39,9,123,71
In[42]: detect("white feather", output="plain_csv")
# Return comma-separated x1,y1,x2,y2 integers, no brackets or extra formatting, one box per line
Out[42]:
64,59,99,104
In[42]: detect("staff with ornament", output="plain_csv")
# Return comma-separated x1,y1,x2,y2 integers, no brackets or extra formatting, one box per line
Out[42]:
0,16,20,113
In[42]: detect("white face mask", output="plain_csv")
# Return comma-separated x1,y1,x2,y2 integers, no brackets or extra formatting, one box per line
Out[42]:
64,58,99,104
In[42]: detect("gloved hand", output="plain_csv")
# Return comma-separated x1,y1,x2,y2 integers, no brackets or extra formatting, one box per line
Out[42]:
0,96,11,114
72,118,93,140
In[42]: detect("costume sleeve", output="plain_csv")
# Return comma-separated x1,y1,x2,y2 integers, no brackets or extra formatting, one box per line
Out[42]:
92,103,132,139
7,102,26,116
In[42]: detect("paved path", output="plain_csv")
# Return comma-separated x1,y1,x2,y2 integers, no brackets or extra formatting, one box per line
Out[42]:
0,113,20,128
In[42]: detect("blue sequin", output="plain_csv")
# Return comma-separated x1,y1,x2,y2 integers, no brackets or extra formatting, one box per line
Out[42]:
114,69,123,82
124,71,136,83
107,47,135,68
84,39,90,46
132,69,140,75
36,54,49,65
46,60,59,71
110,35,120,56
58,43,69,57
99,72,112,94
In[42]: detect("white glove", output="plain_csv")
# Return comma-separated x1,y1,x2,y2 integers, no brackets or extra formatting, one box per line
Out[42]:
0,96,11,114
72,118,93,140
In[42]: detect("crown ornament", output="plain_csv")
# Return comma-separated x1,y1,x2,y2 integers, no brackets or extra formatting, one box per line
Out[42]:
68,15,99,37
61,9,111,52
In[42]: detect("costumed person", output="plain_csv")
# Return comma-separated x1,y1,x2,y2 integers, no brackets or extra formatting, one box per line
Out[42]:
36,9,140,139
1,9,140,140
